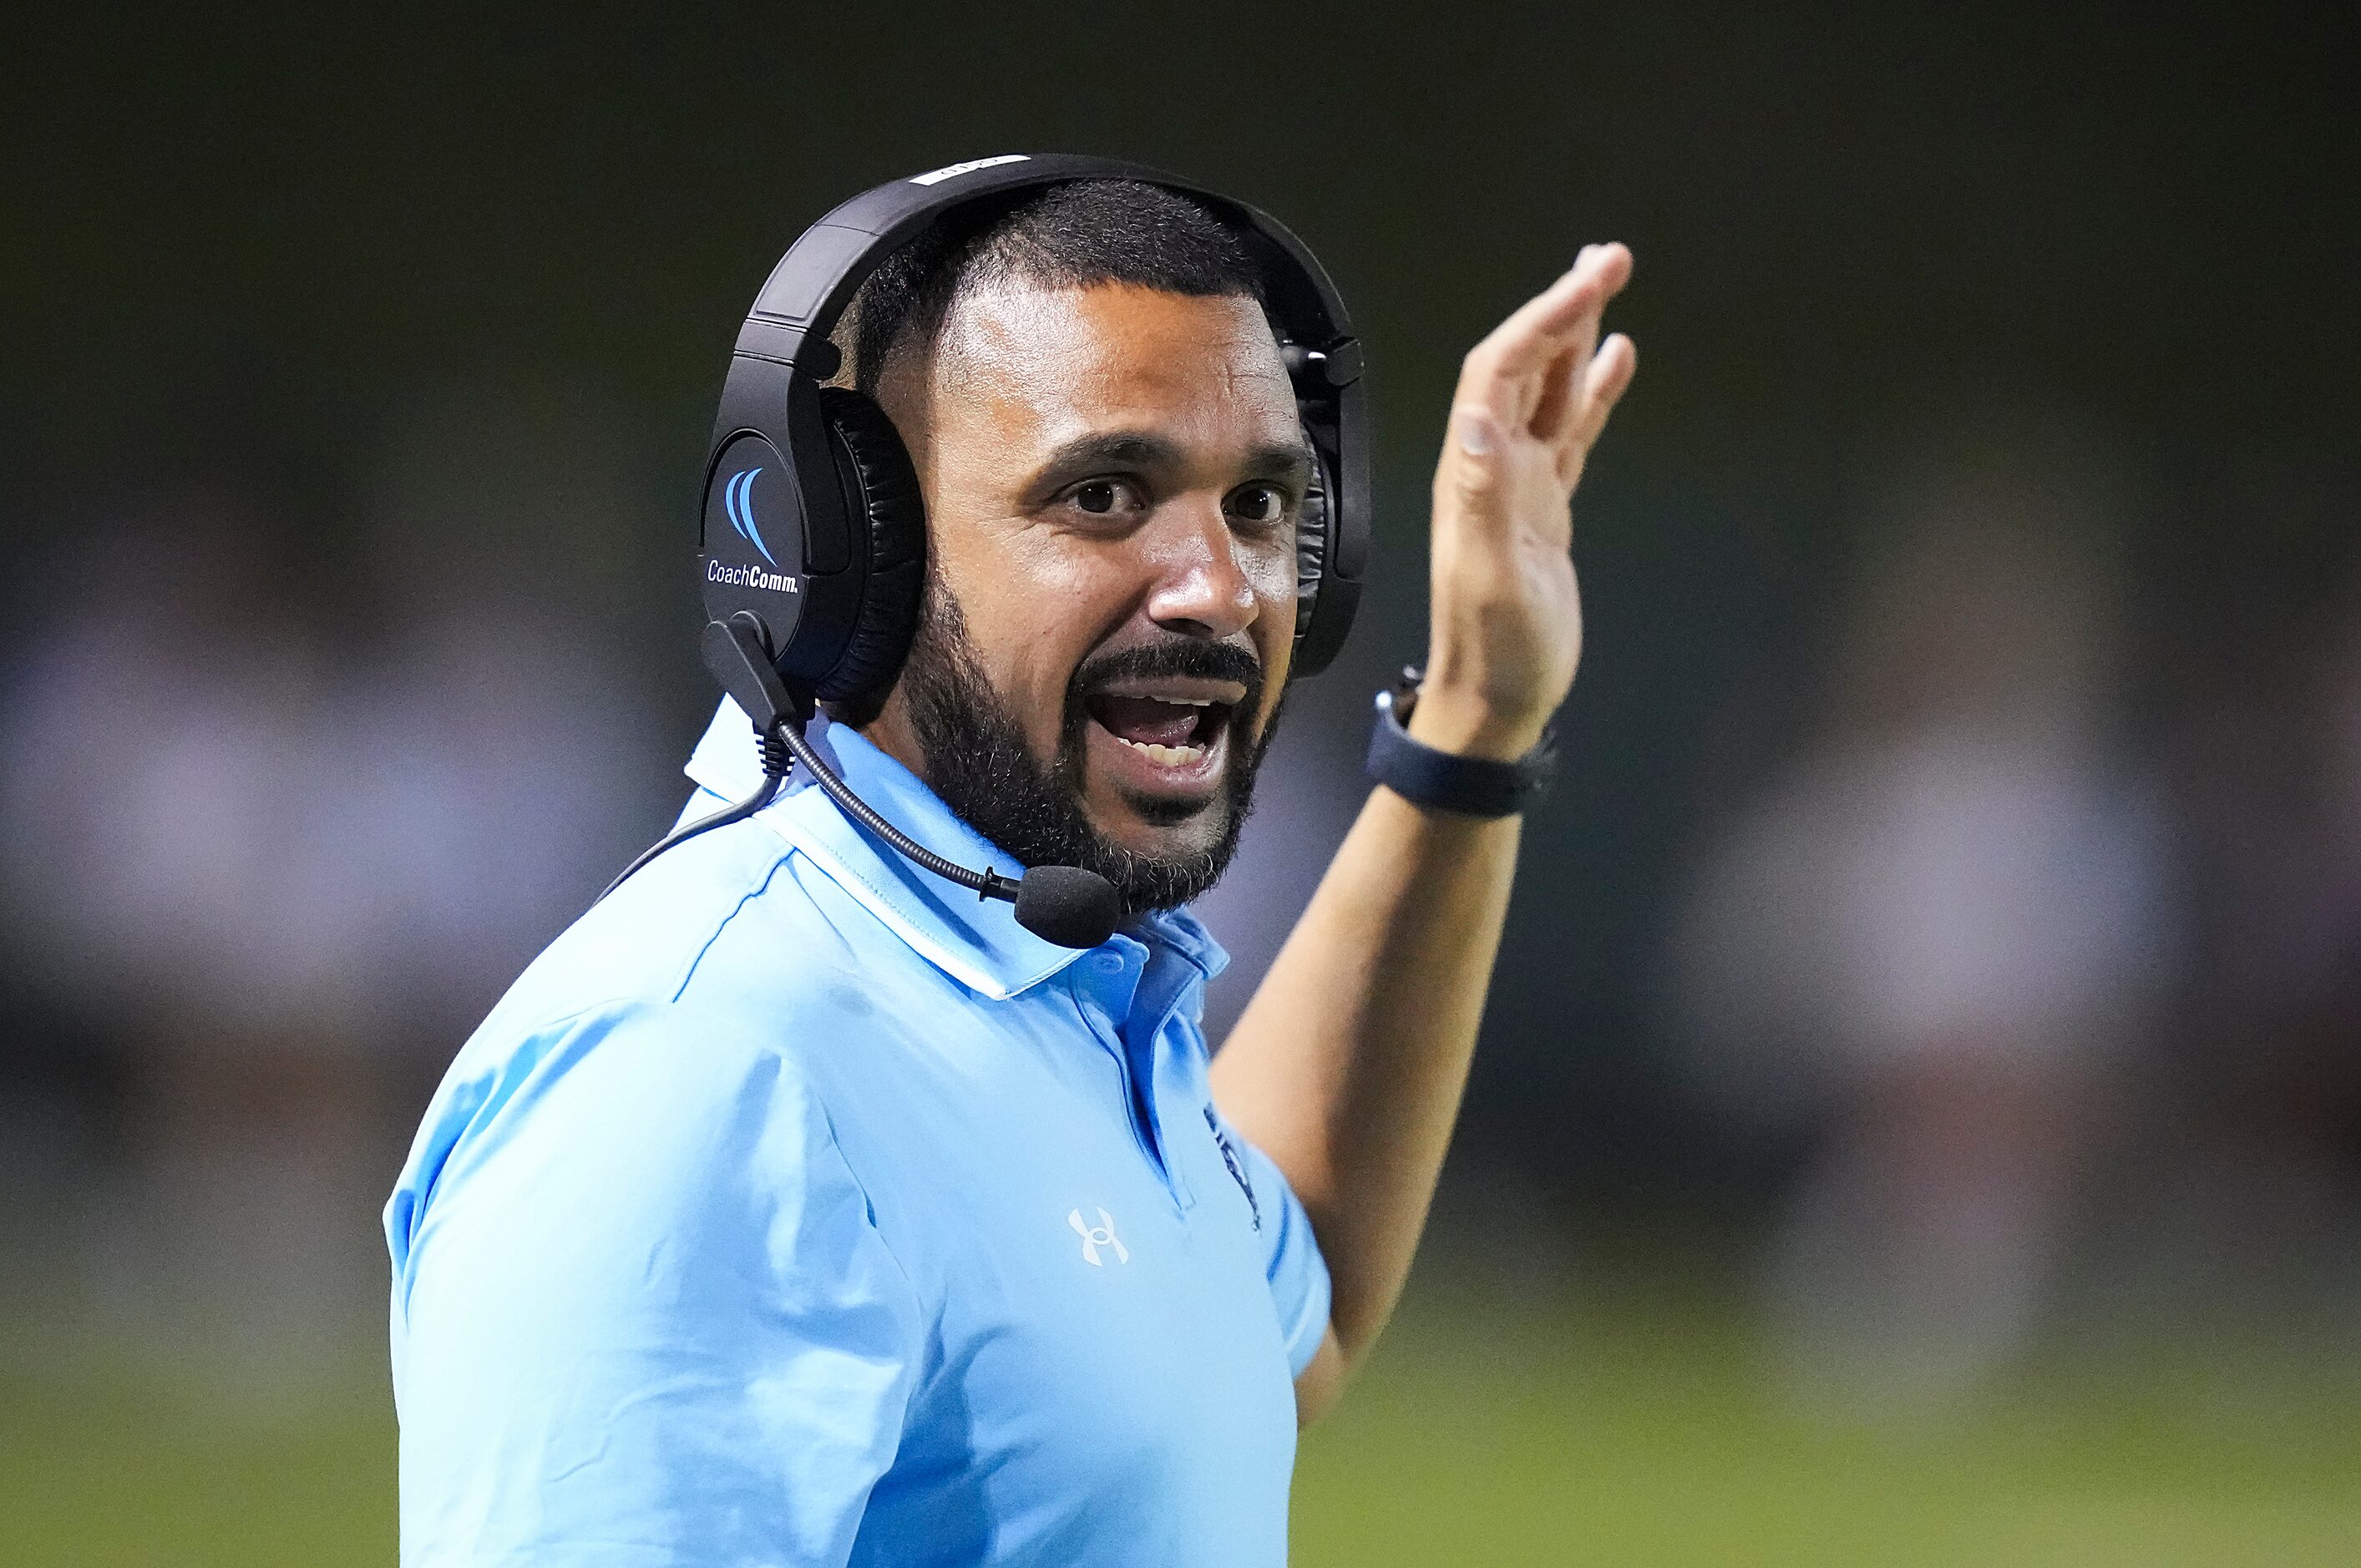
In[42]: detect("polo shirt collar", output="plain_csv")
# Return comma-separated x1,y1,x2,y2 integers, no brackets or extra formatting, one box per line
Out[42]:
683,700,1224,1001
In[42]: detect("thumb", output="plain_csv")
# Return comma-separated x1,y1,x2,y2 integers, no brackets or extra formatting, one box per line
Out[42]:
1440,407,1513,526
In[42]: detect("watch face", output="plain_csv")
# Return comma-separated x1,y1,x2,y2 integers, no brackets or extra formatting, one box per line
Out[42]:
1389,665,1425,723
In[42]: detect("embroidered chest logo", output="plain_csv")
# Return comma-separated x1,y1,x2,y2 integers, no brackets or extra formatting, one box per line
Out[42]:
1204,1105,1262,1232
1067,1207,1129,1266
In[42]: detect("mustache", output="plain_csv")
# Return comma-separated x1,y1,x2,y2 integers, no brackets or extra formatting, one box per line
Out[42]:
1068,639,1264,705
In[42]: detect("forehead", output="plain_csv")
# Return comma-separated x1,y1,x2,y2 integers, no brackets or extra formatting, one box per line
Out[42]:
924,281,1299,458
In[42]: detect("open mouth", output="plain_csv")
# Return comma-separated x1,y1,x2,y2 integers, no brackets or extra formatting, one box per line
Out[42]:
1082,691,1235,769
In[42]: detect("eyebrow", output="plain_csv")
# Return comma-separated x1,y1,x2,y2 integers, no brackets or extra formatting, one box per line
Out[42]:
1021,429,1317,503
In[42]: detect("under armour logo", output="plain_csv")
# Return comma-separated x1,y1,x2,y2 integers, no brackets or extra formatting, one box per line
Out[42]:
1067,1207,1128,1266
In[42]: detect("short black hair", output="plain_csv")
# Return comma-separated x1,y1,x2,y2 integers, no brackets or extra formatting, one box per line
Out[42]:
847,179,1264,397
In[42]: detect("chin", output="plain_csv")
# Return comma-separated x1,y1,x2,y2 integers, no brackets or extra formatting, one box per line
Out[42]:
1097,792,1227,852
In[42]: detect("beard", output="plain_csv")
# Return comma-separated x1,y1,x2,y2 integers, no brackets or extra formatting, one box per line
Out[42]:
890,580,1277,917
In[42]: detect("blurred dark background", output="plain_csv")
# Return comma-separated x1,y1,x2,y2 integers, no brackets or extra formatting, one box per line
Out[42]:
4,4,2358,1561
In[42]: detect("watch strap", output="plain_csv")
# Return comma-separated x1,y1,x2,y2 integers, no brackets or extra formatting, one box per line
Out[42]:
1365,667,1556,818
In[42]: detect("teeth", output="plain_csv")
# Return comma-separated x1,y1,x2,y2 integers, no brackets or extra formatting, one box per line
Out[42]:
1117,738,1207,766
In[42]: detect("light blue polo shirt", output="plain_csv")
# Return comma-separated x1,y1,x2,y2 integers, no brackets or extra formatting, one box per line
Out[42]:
384,701,1331,1566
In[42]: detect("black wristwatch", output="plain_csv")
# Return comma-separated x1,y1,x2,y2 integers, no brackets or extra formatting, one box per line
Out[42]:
1365,666,1558,818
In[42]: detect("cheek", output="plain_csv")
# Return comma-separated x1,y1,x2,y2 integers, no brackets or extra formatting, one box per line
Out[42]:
1244,543,1298,713
934,531,1124,736
1243,540,1298,609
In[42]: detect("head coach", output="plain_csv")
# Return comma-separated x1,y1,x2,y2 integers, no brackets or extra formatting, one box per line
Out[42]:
384,154,1634,1565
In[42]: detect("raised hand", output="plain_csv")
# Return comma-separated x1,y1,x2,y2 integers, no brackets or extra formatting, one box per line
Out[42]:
1412,244,1635,761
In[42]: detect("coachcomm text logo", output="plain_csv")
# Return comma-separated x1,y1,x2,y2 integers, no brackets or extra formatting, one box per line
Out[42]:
708,558,800,594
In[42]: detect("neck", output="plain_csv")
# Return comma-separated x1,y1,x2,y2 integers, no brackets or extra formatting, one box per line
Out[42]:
854,695,935,800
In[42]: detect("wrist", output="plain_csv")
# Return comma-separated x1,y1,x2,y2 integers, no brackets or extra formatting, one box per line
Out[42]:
1367,669,1558,819
1401,678,1551,762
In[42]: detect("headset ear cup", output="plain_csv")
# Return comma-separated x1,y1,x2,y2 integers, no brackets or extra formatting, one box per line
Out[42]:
813,387,927,704
1293,448,1331,650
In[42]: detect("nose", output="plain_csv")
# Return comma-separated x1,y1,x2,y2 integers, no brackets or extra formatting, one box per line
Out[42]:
1143,501,1259,641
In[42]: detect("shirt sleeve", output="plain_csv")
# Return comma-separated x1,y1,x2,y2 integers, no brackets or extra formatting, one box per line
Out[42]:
389,1001,925,1567
1225,1123,1332,1378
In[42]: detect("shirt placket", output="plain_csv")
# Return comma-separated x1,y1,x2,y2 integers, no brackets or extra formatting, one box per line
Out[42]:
1069,938,1195,1214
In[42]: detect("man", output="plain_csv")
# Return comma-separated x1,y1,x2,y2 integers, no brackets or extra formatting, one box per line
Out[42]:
387,178,1634,1565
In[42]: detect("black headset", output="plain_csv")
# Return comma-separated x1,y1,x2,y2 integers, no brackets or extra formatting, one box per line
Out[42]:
696,152,1369,706
603,154,1368,946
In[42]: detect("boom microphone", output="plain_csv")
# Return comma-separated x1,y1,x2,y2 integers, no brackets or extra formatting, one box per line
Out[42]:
597,614,1122,952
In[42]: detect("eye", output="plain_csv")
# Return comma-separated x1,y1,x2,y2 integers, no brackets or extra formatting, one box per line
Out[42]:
1227,483,1291,527
1063,478,1143,517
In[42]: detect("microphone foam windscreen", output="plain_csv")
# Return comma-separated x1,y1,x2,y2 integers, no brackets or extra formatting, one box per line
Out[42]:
1013,865,1122,950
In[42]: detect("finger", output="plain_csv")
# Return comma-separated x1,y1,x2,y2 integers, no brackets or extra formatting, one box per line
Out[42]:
1526,341,1584,446
1573,332,1638,446
1500,242,1631,354
1528,245,1629,445
1457,244,1634,425
1529,286,1610,445
1556,333,1638,486
1467,243,1631,382
1454,247,1624,406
